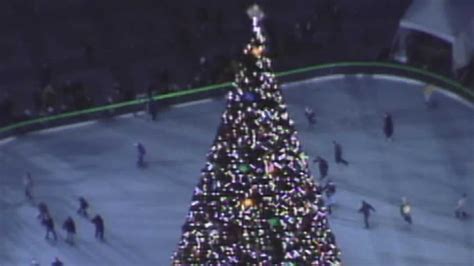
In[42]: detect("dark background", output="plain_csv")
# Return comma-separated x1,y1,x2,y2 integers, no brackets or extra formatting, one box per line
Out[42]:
0,0,414,126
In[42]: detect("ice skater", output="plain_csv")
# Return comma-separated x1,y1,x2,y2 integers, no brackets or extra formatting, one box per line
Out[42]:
358,200,376,229
42,214,57,241
77,196,89,218
455,193,469,220
62,216,76,245
323,180,336,214
383,112,394,141
148,98,158,121
423,84,436,108
23,172,34,201
313,156,329,179
37,202,50,221
51,257,63,266
135,142,147,168
91,214,105,241
304,106,316,128
332,141,348,166
400,197,412,225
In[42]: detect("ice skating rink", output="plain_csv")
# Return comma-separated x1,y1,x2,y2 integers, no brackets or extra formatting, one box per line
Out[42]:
1,75,473,266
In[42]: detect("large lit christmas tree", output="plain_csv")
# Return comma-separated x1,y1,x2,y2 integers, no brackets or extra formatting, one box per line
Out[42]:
171,5,341,265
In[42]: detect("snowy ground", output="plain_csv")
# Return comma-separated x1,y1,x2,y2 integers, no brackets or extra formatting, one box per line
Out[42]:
1,75,473,266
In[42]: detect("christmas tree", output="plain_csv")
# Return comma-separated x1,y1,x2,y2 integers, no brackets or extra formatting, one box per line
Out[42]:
171,5,341,265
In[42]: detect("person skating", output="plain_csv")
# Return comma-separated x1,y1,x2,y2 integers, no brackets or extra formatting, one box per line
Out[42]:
91,214,105,241
323,180,336,214
77,197,89,218
383,112,394,141
304,106,316,128
423,84,436,108
42,214,57,241
37,202,50,221
400,197,412,224
135,142,147,168
148,98,158,121
455,193,469,220
332,141,348,166
23,172,34,201
324,180,336,199
62,216,76,245
358,200,376,229
313,156,329,179
51,257,63,266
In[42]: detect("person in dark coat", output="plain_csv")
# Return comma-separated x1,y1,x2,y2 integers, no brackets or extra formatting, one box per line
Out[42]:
400,197,412,224
62,216,76,245
91,214,105,241
304,106,316,128
313,156,329,179
383,112,394,141
24,172,33,201
77,196,89,218
42,214,57,241
37,202,50,221
135,142,146,168
51,257,63,266
358,200,376,229
148,98,158,121
332,140,348,166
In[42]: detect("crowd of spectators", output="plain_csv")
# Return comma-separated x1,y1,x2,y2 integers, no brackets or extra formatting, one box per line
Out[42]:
6,0,470,131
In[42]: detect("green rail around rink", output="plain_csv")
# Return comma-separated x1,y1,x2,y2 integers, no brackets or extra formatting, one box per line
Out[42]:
0,61,473,135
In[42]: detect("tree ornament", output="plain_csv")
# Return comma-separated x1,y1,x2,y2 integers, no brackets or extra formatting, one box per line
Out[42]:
264,160,275,175
243,91,256,102
239,164,250,173
268,217,281,227
251,45,264,58
299,152,309,162
242,198,255,208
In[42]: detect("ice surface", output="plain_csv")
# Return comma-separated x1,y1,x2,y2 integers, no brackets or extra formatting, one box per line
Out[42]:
1,75,473,265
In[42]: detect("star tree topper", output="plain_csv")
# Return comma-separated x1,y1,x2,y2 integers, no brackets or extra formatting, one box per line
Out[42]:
246,4,265,23
247,4,265,41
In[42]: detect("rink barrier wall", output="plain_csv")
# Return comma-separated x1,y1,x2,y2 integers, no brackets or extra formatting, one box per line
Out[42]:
0,61,472,139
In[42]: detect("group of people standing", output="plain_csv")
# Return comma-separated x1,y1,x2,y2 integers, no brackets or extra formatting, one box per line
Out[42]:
304,107,470,230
